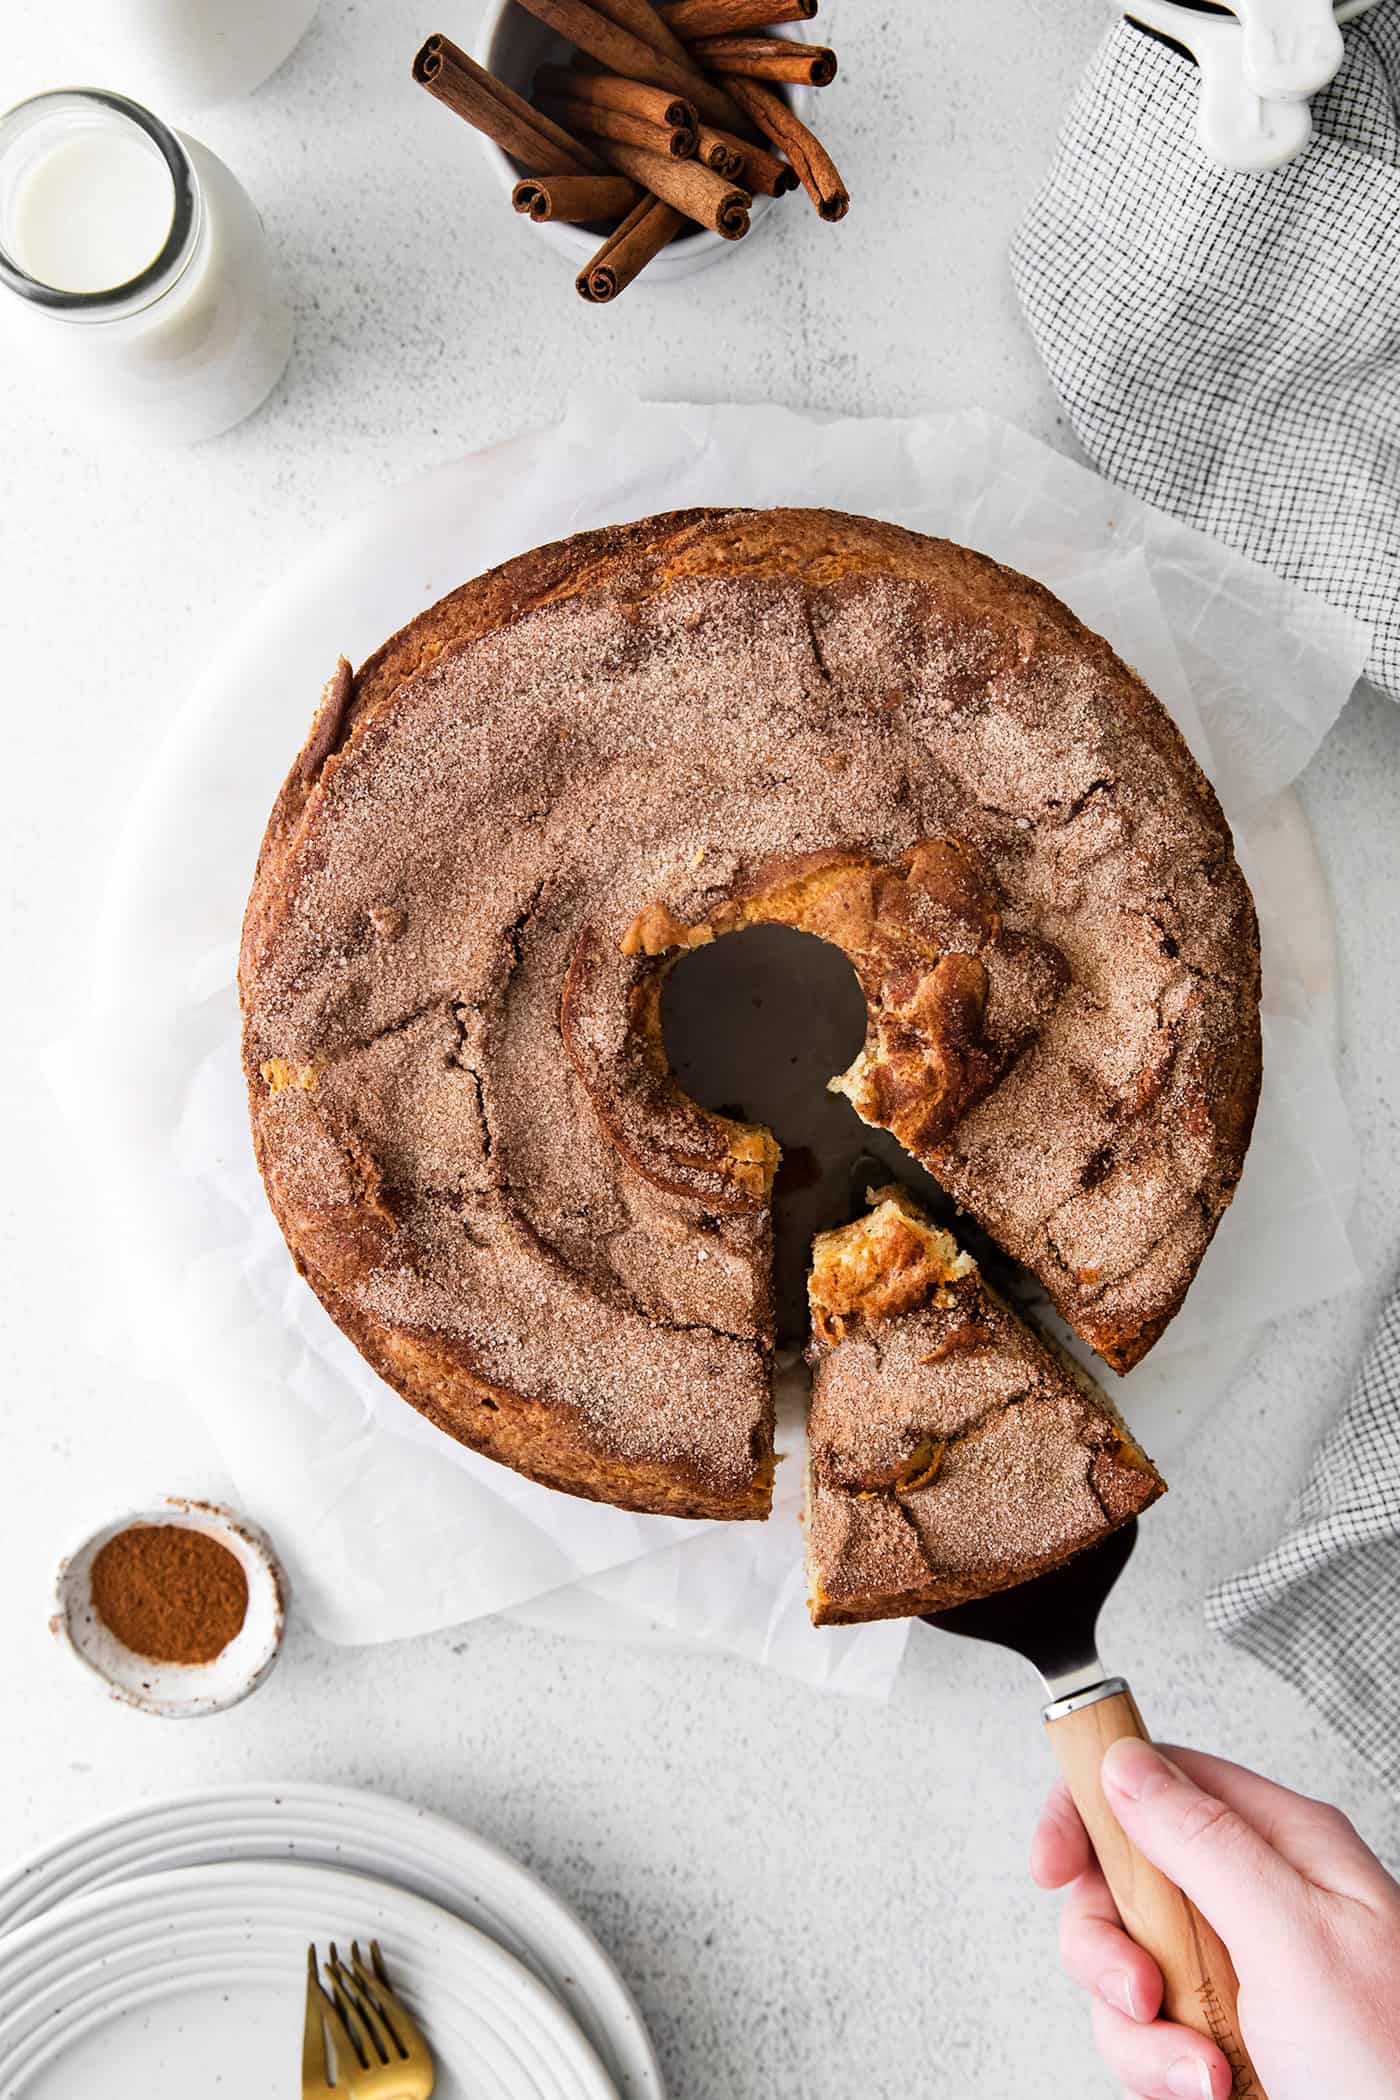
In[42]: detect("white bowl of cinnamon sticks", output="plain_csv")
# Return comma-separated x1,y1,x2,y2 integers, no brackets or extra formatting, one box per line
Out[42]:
413,0,847,303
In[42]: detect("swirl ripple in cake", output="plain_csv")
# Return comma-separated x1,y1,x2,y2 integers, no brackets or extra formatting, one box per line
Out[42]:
240,509,1260,1593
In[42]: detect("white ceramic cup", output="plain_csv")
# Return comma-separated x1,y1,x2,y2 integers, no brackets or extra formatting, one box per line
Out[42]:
59,0,321,113
474,0,815,284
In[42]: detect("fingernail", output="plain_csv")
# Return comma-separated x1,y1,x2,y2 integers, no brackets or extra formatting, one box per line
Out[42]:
1166,2058,1216,2100
1101,1737,1183,1802
1099,1969,1138,2019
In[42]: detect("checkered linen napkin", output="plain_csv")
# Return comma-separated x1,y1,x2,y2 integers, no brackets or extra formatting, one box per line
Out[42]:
1010,3,1400,704
1206,1279,1400,1784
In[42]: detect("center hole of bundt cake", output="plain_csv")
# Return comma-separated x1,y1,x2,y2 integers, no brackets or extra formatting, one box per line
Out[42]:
660,925,958,1343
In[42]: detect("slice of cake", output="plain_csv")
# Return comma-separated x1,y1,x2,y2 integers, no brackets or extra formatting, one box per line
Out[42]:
804,1187,1164,1626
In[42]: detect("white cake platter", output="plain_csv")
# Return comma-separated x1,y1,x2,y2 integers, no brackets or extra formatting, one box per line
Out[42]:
75,399,1353,1676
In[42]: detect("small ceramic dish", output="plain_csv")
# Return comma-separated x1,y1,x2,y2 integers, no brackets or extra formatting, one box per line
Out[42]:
474,0,814,283
52,1497,287,1718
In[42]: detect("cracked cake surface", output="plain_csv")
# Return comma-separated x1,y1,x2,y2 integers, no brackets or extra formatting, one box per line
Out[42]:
804,1188,1165,1624
239,506,1260,1522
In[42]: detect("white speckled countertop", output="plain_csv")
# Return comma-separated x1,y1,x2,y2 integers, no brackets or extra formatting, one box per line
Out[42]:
2,6,1399,2095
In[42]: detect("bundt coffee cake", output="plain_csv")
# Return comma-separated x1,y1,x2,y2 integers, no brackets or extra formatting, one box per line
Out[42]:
239,506,1259,1547
804,1187,1164,1625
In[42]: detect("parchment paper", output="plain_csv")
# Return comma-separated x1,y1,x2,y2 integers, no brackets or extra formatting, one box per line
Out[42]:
76,394,1371,1697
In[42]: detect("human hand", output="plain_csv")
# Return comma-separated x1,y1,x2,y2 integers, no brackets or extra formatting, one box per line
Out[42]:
1031,1738,1400,2099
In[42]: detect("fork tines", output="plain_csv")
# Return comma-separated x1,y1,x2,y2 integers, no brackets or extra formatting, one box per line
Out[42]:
329,1941,405,2063
304,1939,434,2097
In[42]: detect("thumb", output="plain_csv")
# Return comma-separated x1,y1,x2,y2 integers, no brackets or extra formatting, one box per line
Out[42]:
1101,1737,1304,1954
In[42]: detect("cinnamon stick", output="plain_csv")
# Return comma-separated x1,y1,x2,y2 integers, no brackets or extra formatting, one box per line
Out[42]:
576,132,751,236
695,122,796,192
690,33,837,84
411,34,605,175
658,0,817,29
723,74,846,218
584,0,736,86
537,89,697,158
577,194,685,300
514,173,642,221
693,124,745,177
536,64,696,134
509,0,753,137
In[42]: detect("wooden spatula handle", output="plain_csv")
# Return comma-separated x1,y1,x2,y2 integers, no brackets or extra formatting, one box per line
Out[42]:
1046,1682,1266,2100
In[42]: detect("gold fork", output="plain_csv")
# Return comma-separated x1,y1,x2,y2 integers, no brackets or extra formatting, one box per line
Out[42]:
303,1940,435,2098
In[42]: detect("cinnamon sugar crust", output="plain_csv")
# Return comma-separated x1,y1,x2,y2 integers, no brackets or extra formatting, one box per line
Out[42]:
805,1189,1164,1625
240,507,1260,1520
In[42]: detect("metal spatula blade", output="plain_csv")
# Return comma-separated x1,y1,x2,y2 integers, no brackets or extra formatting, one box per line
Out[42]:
925,1517,1138,1707
925,1523,1265,2097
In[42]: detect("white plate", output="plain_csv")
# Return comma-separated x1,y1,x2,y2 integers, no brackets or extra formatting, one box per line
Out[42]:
0,1857,618,2100
0,1783,661,2100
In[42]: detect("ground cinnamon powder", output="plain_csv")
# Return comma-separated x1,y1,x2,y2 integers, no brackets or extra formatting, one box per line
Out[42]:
89,1524,249,1665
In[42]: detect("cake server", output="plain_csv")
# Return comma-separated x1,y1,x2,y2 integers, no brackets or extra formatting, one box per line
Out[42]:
925,1522,1267,2100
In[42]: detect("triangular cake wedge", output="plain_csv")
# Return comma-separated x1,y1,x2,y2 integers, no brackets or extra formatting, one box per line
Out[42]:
804,1187,1164,1627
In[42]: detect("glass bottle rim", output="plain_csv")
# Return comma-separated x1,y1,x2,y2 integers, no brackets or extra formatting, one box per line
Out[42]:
0,88,199,321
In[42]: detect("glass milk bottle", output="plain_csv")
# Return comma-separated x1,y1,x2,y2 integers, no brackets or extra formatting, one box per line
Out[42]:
0,89,292,444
